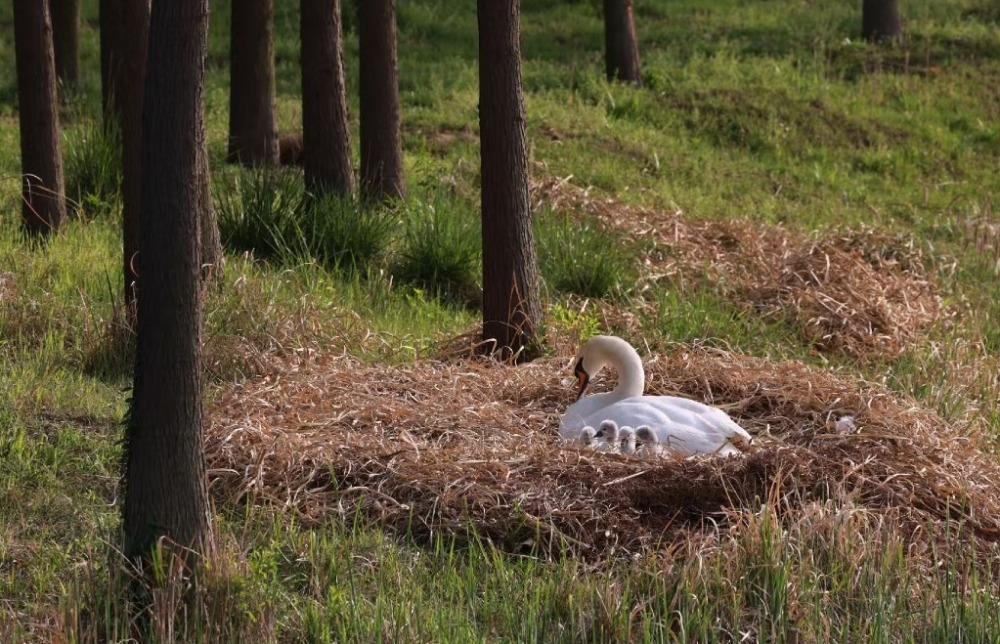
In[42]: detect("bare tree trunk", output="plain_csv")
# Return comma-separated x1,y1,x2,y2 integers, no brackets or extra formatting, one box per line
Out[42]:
14,0,66,237
122,0,212,571
862,0,901,43
227,0,279,165
198,131,223,286
301,0,355,195
117,0,151,306
100,0,121,122
603,0,641,85
50,0,81,89
477,0,542,362
359,0,405,201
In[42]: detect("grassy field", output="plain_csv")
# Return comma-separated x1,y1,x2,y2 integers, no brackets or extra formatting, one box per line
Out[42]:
2,0,1000,640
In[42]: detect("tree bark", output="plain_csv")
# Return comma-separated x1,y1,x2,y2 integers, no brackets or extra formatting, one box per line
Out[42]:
198,127,224,286
100,0,122,122
301,0,355,195
117,0,151,305
122,0,212,569
862,0,901,43
14,0,66,237
358,0,405,201
50,0,81,89
477,0,542,362
227,0,279,166
603,0,641,85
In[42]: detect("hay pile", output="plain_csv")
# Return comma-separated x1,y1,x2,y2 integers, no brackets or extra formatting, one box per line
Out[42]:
531,176,943,360
206,345,1000,558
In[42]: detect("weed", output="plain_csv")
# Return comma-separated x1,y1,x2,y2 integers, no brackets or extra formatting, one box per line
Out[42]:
214,166,309,261
536,208,633,298
301,193,395,273
394,194,481,304
63,118,121,220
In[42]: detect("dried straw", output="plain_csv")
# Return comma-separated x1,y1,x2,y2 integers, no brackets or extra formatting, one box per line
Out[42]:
531,176,943,361
206,344,1000,559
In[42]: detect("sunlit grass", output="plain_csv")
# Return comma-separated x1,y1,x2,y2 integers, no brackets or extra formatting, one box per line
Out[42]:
1,0,999,638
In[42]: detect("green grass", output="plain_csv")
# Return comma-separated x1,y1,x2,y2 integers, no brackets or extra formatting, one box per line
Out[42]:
2,0,1000,639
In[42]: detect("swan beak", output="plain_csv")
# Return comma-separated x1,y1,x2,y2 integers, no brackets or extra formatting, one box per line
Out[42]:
573,358,590,400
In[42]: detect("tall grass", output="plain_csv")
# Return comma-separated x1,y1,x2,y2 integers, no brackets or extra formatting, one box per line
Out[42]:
394,194,481,304
536,208,634,299
63,118,122,220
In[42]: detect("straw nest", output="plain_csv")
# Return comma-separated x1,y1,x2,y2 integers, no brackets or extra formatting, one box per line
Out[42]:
206,343,1000,559
531,176,944,361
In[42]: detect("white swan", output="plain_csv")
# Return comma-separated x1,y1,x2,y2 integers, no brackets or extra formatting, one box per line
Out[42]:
594,420,620,452
559,335,751,458
635,425,663,459
619,426,636,455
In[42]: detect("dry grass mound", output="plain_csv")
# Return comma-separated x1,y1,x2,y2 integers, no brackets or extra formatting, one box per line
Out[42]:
206,345,1000,559
531,176,943,360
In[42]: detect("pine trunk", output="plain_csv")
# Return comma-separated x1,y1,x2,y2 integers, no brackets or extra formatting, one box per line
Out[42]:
122,0,212,568
227,0,279,165
117,0,151,304
50,0,81,89
100,0,121,121
14,0,66,236
359,0,405,201
862,0,901,43
603,0,641,85
477,0,542,362
301,0,355,195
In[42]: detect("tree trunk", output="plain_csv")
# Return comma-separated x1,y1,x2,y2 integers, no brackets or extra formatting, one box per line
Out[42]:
117,0,151,305
227,0,279,166
603,0,641,85
50,0,81,89
477,0,542,362
862,0,901,43
100,0,121,122
122,0,212,570
198,129,224,286
14,0,66,237
301,0,354,195
358,0,405,201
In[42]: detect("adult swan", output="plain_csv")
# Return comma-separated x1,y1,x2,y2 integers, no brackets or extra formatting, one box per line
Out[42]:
559,335,751,457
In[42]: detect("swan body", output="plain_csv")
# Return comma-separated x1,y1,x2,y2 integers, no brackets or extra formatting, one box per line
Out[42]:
559,335,751,458
594,420,620,452
619,427,636,455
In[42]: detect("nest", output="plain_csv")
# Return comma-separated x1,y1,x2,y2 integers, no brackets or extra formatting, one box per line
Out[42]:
531,176,943,360
206,345,1000,559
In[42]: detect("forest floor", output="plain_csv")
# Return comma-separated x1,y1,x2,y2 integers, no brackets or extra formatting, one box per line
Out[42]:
2,0,1000,640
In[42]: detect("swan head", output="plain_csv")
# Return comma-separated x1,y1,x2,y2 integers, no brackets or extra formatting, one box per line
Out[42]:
570,335,644,401
620,426,636,454
635,425,657,445
595,419,619,445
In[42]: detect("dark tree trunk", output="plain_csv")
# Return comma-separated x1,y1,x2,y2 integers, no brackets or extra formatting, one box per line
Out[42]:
477,0,542,362
198,128,224,285
862,0,901,43
50,0,81,89
227,0,279,166
358,0,405,201
117,0,151,305
14,0,66,237
301,0,354,195
603,0,641,85
122,0,212,569
100,0,122,122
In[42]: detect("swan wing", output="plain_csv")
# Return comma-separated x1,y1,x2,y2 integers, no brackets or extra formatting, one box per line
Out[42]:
579,396,750,456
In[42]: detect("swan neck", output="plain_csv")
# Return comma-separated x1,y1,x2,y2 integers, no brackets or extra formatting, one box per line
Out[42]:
605,339,644,398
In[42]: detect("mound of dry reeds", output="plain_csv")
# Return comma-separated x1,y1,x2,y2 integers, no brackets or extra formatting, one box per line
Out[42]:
531,176,943,360
206,343,1000,559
